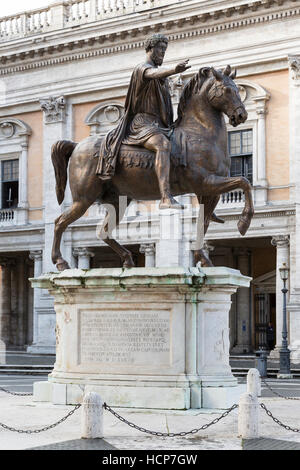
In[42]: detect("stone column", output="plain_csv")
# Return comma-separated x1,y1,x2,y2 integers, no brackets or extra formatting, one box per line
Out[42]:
231,249,251,353
27,251,43,352
139,243,156,267
73,248,94,269
0,258,13,363
17,257,27,347
287,56,300,361
10,262,19,346
270,235,290,358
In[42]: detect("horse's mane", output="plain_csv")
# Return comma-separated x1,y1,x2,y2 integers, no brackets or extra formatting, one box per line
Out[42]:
175,68,209,126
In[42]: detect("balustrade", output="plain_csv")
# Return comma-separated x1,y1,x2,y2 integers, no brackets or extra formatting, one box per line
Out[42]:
219,190,245,207
0,209,14,225
0,0,179,42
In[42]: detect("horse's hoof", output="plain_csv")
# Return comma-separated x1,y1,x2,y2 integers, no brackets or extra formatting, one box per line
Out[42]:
159,197,183,210
200,258,214,268
194,250,214,268
237,217,250,236
56,258,70,271
123,255,135,268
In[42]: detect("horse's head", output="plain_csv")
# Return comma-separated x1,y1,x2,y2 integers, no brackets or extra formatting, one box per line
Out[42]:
204,65,247,127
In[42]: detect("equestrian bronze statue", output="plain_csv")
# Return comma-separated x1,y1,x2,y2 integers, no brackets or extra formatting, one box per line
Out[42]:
51,63,254,271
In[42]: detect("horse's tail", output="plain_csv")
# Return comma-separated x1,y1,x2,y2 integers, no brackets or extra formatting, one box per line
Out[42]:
51,140,77,205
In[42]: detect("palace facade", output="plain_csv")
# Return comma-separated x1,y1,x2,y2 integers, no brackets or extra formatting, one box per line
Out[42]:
0,0,300,359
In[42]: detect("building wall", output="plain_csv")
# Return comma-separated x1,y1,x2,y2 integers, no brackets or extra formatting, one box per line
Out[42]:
246,69,290,202
73,101,99,142
13,111,44,222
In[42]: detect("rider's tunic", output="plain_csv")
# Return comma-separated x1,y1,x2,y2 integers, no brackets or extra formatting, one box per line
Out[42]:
96,63,173,179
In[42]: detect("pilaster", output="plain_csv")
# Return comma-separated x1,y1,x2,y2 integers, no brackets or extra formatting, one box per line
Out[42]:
270,235,290,359
287,55,300,361
40,95,68,273
253,94,269,206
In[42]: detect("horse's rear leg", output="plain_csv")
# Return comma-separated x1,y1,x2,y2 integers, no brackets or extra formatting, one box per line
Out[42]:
194,195,220,267
52,199,92,271
97,197,135,268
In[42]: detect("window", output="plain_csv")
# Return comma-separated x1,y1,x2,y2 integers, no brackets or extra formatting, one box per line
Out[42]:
228,130,253,184
1,159,19,209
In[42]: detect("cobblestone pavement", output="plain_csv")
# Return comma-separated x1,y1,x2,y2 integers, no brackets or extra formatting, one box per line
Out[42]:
29,438,116,450
243,438,300,450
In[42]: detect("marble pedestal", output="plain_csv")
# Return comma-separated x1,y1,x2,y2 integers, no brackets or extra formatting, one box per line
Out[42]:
31,267,250,410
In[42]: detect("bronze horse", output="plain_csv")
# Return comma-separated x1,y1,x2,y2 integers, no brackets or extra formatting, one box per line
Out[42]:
51,65,254,271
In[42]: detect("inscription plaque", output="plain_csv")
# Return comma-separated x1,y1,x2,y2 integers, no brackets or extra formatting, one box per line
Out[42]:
79,310,171,365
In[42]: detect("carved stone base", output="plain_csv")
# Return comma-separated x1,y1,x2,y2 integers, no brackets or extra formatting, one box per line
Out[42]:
31,267,250,409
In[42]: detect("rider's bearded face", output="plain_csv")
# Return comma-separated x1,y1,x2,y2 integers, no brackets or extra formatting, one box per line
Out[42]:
150,42,167,66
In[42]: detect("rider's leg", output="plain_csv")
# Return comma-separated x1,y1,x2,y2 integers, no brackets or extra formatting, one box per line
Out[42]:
144,134,181,209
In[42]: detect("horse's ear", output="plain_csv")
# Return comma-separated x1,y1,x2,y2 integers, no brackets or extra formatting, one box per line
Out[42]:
212,67,223,81
199,67,210,78
230,68,237,79
224,65,231,76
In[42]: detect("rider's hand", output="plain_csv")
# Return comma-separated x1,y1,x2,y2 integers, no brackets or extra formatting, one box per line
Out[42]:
175,60,191,74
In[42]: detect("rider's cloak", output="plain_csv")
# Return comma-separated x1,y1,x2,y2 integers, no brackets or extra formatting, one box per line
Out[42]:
96,62,174,179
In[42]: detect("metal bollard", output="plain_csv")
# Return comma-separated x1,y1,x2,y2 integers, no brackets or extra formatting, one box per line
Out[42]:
238,392,259,439
81,392,104,439
247,368,261,398
255,349,268,378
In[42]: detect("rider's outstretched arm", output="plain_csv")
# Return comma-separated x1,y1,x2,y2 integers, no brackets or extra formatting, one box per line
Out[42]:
144,60,191,79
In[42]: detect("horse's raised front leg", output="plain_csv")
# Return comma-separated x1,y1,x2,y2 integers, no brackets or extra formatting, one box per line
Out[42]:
97,197,135,268
52,199,92,271
204,175,254,236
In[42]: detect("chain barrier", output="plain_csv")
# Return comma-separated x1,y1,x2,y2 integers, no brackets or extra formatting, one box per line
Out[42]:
1,382,300,437
261,379,300,401
260,403,300,433
0,386,33,397
103,402,238,437
0,404,81,434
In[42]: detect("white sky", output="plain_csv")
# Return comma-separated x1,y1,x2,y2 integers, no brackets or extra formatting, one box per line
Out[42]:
0,0,54,18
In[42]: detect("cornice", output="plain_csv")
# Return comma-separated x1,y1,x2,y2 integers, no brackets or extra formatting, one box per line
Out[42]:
0,0,300,75
216,207,296,220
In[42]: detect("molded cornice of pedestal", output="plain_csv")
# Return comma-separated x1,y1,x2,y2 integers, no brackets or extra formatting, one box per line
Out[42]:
201,266,251,287
30,266,251,290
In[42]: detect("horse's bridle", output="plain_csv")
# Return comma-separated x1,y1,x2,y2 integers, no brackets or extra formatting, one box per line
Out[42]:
207,82,244,119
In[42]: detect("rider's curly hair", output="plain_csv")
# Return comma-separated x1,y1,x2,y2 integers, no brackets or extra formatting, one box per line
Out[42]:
145,34,168,52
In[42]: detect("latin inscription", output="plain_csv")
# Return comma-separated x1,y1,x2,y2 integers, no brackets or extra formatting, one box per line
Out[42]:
80,310,170,365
